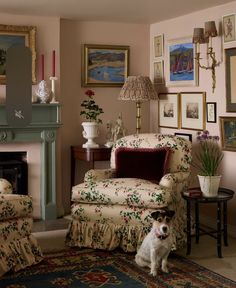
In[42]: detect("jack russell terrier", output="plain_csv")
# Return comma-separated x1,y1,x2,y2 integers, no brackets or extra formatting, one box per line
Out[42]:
135,208,175,276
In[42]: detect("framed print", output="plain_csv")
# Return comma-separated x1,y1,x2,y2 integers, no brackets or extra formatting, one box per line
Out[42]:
174,132,192,142
167,37,198,87
225,48,236,112
180,92,206,130
0,24,36,84
220,116,236,151
153,34,163,58
206,102,217,123
153,60,164,84
158,93,180,128
82,44,129,87
223,14,236,43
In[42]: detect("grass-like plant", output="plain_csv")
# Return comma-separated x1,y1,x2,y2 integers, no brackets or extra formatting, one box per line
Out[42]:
194,130,224,176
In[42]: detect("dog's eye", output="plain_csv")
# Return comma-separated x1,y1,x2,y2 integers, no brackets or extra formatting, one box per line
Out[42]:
165,217,170,223
157,218,162,223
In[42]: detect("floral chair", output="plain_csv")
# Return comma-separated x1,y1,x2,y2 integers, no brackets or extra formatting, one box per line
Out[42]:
66,134,192,252
0,178,43,277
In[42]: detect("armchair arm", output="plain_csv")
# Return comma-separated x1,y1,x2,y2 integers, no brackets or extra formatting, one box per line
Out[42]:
159,172,190,190
84,168,116,182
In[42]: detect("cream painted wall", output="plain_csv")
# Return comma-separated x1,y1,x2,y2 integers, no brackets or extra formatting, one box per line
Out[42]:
60,20,150,214
150,1,236,230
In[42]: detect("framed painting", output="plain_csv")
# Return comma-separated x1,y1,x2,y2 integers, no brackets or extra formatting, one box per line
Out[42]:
225,48,236,112
222,14,236,43
158,93,180,128
153,34,163,58
153,60,164,84
166,37,198,87
180,92,206,130
174,132,192,142
206,102,217,123
220,116,236,151
82,44,129,87
0,24,36,84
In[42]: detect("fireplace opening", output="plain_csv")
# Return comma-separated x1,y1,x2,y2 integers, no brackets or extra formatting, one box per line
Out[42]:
0,152,28,195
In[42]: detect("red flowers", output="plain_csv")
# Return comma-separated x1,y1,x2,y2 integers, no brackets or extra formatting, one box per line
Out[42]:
85,89,95,98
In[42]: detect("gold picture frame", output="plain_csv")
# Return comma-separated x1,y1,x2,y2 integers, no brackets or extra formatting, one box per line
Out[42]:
82,44,129,87
220,116,236,151
158,93,180,128
0,24,36,84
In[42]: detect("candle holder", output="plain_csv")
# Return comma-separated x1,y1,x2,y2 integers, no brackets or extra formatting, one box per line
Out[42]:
49,76,58,103
35,80,51,103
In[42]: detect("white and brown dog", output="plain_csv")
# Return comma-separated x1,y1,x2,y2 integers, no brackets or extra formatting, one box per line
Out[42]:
135,208,175,276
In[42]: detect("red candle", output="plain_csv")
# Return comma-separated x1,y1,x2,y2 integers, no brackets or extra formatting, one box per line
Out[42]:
52,50,56,77
41,54,44,80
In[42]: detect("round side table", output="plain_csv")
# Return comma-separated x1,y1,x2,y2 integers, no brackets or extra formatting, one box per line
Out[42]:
182,187,234,258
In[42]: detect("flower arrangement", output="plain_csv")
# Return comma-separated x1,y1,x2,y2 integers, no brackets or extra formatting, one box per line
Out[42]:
194,130,224,176
80,89,104,123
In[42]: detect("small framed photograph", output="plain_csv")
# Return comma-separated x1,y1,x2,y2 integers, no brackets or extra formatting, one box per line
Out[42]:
174,132,192,142
0,24,36,84
222,14,236,43
180,92,206,130
206,102,217,123
153,60,164,84
166,37,198,87
81,44,129,87
153,34,163,58
225,48,236,112
158,93,180,129
220,116,236,151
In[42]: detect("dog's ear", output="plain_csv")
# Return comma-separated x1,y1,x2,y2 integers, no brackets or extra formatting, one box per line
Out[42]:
167,210,175,218
151,211,161,220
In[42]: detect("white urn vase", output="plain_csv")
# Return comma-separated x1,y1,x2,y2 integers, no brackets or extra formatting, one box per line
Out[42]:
198,175,221,197
82,122,99,148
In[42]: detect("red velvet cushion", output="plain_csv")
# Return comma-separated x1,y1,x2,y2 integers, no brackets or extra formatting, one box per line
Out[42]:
115,147,170,183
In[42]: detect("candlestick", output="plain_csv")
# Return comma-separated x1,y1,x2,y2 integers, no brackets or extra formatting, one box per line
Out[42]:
49,76,58,103
52,50,56,77
41,54,44,80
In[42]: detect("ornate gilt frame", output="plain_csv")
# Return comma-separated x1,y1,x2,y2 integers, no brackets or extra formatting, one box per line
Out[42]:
0,24,36,84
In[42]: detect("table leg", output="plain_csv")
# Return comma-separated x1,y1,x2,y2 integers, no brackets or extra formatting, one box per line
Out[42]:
217,202,222,258
70,148,75,190
186,200,191,255
223,201,228,246
195,202,199,244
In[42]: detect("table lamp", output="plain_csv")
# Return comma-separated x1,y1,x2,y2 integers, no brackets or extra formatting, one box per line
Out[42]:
118,75,157,134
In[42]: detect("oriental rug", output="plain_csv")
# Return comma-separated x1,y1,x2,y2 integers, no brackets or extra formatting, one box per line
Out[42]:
0,248,236,288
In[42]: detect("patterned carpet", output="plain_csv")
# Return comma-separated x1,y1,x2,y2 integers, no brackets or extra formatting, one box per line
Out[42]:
1,248,236,288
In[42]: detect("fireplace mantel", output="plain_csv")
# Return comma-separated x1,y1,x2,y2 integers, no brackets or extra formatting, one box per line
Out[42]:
0,103,62,220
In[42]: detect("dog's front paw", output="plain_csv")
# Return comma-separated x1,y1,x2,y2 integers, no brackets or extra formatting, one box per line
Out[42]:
150,270,157,277
161,267,169,273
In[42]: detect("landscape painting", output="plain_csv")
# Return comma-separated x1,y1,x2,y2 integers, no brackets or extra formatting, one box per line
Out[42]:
167,38,198,87
82,44,129,87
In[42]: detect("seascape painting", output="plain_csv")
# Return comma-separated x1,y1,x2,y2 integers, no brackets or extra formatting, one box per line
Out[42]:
82,44,129,87
167,38,198,87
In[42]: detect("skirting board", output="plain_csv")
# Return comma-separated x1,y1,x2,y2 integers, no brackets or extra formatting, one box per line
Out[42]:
201,214,236,238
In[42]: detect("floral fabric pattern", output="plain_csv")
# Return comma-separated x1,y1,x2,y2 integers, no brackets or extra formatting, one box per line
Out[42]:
67,134,192,253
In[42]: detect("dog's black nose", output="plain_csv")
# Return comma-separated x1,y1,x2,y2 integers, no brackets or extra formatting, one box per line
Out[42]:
162,226,168,233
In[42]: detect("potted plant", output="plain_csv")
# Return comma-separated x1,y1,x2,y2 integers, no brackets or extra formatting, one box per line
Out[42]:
80,89,104,148
194,130,224,197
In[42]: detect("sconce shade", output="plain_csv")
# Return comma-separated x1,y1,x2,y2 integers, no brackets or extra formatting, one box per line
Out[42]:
192,28,205,44
204,21,218,38
118,76,157,101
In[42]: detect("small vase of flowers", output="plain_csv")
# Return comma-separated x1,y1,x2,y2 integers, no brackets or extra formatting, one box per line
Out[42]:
194,130,224,197
80,89,104,148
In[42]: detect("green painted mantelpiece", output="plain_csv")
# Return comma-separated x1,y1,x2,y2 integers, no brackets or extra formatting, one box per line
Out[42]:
0,103,62,220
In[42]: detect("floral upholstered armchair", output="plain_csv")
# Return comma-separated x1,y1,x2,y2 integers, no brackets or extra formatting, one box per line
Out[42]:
66,134,192,252
0,178,43,277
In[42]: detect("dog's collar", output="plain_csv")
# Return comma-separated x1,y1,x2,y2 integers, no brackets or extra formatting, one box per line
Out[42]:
155,232,169,240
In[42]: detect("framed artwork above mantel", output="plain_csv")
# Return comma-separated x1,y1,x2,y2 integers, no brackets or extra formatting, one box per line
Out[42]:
0,24,36,84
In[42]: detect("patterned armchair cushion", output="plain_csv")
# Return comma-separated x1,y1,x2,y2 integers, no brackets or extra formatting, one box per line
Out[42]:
115,147,170,183
110,134,192,173
72,178,172,208
0,178,13,194
0,194,33,221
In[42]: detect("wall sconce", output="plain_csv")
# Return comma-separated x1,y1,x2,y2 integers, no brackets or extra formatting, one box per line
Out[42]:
193,21,219,93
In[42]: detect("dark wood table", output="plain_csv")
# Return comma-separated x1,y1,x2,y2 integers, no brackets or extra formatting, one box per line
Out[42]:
70,145,112,188
182,187,234,258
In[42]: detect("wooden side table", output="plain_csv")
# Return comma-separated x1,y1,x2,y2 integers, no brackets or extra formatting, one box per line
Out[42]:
70,145,112,188
182,187,234,258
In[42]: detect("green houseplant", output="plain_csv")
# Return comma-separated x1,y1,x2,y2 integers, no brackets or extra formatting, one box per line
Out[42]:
194,130,224,197
80,89,104,148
